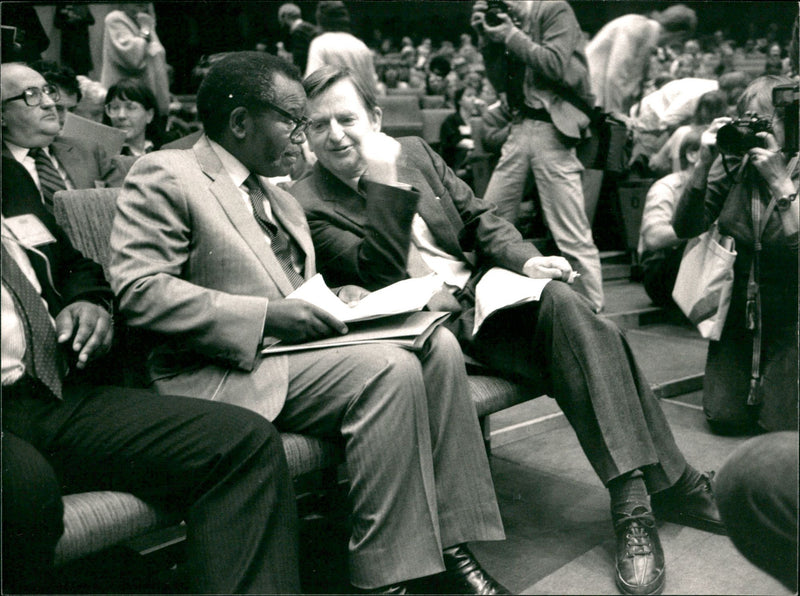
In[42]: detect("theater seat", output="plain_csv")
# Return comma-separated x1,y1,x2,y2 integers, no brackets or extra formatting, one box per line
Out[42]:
380,95,424,138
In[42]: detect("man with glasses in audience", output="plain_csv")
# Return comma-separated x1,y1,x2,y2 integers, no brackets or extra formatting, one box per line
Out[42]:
1,63,128,215
109,51,509,595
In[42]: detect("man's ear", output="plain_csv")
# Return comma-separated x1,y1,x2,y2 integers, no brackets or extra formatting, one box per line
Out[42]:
371,106,383,133
228,106,249,140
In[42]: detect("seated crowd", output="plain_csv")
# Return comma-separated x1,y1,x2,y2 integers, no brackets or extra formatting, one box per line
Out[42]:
2,1,797,595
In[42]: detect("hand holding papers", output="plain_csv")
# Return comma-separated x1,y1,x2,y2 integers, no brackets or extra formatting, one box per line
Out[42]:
473,267,551,335
285,273,442,322
261,274,448,355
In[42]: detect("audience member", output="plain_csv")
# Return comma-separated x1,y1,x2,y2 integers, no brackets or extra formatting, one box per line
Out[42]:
39,64,81,131
673,75,798,435
586,4,698,117
649,89,728,176
630,76,719,166
714,431,798,593
53,4,94,75
103,78,163,156
277,3,318,75
1,64,129,215
305,0,382,99
472,0,604,312
293,64,725,596
439,85,483,183
108,51,508,595
100,2,170,116
73,75,107,122
0,107,300,592
638,129,702,308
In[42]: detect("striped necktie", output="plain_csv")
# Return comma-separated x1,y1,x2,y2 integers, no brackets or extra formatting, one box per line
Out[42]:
1,244,66,399
244,175,305,289
29,147,67,211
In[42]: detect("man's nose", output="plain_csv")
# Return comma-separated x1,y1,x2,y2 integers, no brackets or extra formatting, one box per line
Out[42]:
40,93,57,109
328,119,345,141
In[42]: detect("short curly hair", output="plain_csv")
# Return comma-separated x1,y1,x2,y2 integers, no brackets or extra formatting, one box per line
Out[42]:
197,51,301,141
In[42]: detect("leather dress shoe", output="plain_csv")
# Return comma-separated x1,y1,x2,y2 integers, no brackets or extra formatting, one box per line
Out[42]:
614,508,665,595
651,471,726,535
416,544,510,594
350,582,409,594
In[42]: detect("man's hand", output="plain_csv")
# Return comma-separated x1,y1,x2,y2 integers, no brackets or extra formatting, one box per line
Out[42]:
749,132,793,191
699,117,732,166
470,1,488,35
336,285,371,307
360,132,402,185
264,298,348,343
522,256,574,282
55,301,114,369
479,12,515,43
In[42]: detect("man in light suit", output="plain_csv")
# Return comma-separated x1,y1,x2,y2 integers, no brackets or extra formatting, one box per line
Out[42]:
290,65,725,596
108,51,507,594
1,63,129,216
2,63,300,594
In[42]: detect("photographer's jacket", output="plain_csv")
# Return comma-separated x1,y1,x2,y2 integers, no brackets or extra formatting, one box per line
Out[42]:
480,0,592,140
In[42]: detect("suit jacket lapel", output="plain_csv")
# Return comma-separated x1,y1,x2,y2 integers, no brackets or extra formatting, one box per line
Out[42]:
193,137,297,295
262,180,315,278
314,165,369,230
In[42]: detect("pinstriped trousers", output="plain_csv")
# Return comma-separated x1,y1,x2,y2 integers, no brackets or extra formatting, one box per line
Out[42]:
274,326,505,589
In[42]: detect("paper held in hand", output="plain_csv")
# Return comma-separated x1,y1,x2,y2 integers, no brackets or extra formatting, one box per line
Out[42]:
260,273,448,355
285,273,442,322
473,267,551,335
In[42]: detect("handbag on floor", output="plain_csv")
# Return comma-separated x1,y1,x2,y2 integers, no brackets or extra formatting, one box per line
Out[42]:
671,222,737,341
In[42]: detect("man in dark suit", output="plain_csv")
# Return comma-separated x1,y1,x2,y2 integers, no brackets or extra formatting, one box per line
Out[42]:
108,52,507,594
2,65,300,595
1,63,128,216
290,65,725,596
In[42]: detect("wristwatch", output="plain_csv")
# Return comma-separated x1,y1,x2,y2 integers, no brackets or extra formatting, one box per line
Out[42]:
776,192,797,211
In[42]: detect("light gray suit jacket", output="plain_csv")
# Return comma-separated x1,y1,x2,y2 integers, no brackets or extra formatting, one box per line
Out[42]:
109,135,317,419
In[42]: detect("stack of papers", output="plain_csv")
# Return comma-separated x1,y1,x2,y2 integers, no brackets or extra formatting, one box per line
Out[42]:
261,274,449,355
473,268,551,335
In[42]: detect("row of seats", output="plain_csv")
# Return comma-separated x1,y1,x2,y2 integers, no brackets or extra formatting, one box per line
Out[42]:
47,187,538,579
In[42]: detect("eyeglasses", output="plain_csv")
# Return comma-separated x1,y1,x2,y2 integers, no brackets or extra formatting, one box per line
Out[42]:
105,101,146,116
259,98,311,140
2,84,60,106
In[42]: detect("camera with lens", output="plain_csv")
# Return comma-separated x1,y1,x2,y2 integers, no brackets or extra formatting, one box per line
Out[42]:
484,0,509,26
772,83,798,154
715,114,773,156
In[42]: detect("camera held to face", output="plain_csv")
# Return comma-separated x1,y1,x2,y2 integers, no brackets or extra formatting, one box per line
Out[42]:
484,0,510,26
715,114,773,156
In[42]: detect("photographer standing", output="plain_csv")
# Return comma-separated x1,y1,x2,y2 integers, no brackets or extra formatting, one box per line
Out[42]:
673,75,798,435
471,0,604,313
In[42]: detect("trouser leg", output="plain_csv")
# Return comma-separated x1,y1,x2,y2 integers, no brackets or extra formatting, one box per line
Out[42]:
471,282,685,491
1,431,64,593
3,387,300,594
527,120,604,312
415,327,505,548
481,121,533,225
276,344,445,588
715,431,798,591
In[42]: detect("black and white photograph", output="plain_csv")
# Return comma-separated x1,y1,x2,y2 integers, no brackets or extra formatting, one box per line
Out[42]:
1,1,798,594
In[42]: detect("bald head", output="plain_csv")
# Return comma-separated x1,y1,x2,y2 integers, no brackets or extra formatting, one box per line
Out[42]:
1,63,61,148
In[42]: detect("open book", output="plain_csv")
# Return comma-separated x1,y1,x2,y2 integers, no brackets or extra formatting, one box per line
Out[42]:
473,268,551,335
260,274,448,355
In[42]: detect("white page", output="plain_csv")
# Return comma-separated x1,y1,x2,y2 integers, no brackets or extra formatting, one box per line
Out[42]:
287,273,442,323
473,267,551,335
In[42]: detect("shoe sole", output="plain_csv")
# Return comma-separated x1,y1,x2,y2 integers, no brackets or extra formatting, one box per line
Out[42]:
615,569,665,596
653,508,727,536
